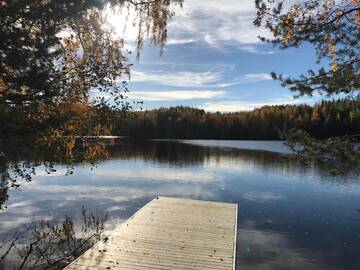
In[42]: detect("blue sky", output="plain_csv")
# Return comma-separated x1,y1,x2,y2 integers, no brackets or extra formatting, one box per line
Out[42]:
109,0,330,112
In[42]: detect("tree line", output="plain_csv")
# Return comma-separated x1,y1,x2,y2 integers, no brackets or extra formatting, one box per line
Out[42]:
113,99,360,140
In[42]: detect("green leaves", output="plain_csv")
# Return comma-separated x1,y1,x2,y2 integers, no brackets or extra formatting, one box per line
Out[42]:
255,0,360,97
0,0,183,208
255,0,360,173
285,129,360,175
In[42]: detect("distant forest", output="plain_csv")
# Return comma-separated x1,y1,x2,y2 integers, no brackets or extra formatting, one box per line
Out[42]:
113,99,360,140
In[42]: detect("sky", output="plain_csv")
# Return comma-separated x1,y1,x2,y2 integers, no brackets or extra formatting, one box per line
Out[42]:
108,0,330,112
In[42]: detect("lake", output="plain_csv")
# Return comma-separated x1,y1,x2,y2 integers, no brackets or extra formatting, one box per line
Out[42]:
1,139,360,269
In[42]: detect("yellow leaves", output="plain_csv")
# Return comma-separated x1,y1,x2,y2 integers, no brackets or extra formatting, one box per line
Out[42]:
63,37,80,52
337,0,360,26
0,0,186,166
327,37,338,72
283,4,300,45
323,0,334,19
1,63,14,76
354,4,360,26
65,137,76,159
32,100,112,164
284,28,293,46
0,78,5,94
326,0,334,9
331,61,338,72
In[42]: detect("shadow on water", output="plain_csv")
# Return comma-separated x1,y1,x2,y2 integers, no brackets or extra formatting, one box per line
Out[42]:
108,139,358,181
0,207,107,269
1,139,360,269
109,140,292,167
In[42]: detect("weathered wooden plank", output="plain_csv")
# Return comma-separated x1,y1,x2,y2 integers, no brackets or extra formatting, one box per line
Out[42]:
65,197,237,270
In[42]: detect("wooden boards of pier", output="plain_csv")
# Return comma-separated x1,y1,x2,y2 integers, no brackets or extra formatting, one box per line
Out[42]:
65,196,238,270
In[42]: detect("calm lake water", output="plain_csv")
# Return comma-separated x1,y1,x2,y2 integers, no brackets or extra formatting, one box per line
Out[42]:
1,139,360,269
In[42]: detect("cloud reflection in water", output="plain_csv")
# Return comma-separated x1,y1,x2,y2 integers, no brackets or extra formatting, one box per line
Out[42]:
1,140,360,269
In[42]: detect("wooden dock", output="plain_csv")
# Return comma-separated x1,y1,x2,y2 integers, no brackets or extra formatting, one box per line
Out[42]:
65,197,238,270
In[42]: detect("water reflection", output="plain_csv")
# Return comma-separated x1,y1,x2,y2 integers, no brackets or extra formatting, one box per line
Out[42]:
237,228,331,270
1,207,107,269
179,139,293,154
109,140,305,172
1,139,360,269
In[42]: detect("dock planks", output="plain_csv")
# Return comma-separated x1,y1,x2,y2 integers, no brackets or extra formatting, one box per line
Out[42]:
65,197,237,270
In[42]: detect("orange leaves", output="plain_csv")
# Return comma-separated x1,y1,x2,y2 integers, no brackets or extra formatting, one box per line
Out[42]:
326,0,335,8
63,37,81,52
328,38,337,72
284,28,293,46
0,79,5,94
324,0,334,16
0,0,185,167
283,4,300,45
34,101,111,163
351,0,360,25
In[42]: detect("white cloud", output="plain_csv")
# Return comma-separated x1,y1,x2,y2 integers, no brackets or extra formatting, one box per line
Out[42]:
238,45,275,54
90,89,224,102
130,69,272,89
167,0,272,47
128,90,224,101
131,70,221,87
199,98,301,112
92,167,219,182
241,191,283,203
243,73,273,81
106,0,272,49
237,228,333,269
166,37,196,45
218,73,273,87
200,101,250,112
105,5,138,41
